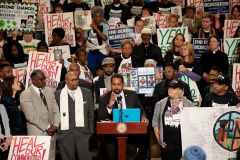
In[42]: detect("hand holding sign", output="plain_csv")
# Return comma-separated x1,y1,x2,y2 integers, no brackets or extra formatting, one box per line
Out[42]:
0,142,9,152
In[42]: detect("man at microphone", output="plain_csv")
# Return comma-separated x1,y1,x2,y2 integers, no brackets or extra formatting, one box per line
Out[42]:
98,73,149,160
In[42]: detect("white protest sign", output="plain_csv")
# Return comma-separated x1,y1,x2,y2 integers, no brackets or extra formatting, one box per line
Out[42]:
68,0,95,8
169,0,185,8
44,12,76,47
181,107,240,160
224,38,240,62
48,45,71,68
153,13,168,28
157,27,189,56
230,0,240,11
171,6,182,22
8,136,51,160
25,51,62,91
101,0,112,8
224,20,240,40
22,0,51,31
74,10,92,30
12,67,27,85
232,63,240,100
179,69,202,107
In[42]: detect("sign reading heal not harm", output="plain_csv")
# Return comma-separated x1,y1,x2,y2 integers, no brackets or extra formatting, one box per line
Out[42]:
0,2,38,32
108,27,136,48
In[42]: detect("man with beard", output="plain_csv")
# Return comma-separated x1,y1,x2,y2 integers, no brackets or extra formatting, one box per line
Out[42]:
132,28,164,67
98,73,148,160
94,57,115,103
202,74,239,107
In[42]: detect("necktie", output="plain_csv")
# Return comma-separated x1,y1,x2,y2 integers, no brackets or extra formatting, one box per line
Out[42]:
70,91,75,101
39,89,48,110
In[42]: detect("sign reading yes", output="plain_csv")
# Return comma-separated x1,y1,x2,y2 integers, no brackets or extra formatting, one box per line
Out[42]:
224,38,240,62
157,27,189,57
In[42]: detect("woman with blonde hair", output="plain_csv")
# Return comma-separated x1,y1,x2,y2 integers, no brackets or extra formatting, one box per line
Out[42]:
174,42,202,82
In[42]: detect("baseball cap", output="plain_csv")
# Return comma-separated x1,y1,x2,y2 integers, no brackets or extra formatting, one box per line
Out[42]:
102,57,115,66
215,74,230,86
169,80,184,90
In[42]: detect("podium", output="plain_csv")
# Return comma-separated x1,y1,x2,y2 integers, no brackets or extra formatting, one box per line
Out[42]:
97,122,147,160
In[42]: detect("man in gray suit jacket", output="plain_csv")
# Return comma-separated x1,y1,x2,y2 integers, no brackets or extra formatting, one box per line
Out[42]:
55,72,94,160
20,70,60,160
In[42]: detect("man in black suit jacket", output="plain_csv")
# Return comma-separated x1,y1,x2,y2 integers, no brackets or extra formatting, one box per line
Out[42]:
94,57,115,103
55,72,94,160
56,63,92,92
98,73,148,160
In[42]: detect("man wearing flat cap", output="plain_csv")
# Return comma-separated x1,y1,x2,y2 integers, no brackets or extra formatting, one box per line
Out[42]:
132,28,164,67
94,57,115,103
202,74,240,107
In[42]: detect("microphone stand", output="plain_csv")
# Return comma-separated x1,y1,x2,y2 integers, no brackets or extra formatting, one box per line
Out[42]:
117,96,123,122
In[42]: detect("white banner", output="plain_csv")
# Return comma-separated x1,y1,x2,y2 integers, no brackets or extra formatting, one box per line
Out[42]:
181,107,240,160
12,67,27,85
157,27,189,56
224,38,240,62
48,45,71,68
224,20,240,40
44,12,76,47
179,69,202,106
25,51,62,91
232,63,240,100
74,10,92,30
8,136,51,160
153,13,168,28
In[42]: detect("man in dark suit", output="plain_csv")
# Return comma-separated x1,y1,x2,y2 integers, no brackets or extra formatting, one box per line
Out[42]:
56,63,92,92
55,72,94,160
94,57,115,103
98,73,149,160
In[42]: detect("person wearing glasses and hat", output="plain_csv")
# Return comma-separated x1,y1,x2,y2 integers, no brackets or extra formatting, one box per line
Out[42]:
153,62,193,107
153,80,194,160
201,74,240,107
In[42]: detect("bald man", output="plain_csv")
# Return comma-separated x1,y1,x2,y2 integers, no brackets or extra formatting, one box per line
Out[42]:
56,63,92,92
54,72,94,160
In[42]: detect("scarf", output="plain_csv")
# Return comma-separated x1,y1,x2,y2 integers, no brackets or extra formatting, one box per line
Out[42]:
198,27,216,38
60,86,84,130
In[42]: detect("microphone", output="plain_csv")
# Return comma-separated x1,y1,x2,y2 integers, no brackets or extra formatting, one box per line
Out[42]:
116,95,123,122
117,95,122,102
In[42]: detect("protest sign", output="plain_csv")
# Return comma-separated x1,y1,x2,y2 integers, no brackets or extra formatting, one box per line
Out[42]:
224,20,240,40
49,45,71,68
101,0,112,8
169,0,185,8
224,38,240,62
171,6,182,22
232,63,240,100
130,67,163,96
74,10,92,30
193,38,222,57
159,8,171,14
181,107,240,159
187,0,204,18
0,2,38,32
142,16,156,33
108,27,136,48
157,27,189,56
13,67,27,85
8,136,51,160
25,51,62,91
179,69,202,106
22,0,51,31
153,13,168,28
203,0,230,14
44,12,76,47
68,0,95,8
127,18,135,26
230,0,240,11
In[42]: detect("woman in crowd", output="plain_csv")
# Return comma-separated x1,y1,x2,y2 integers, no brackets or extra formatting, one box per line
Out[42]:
114,39,141,73
165,33,185,64
233,26,240,38
76,48,93,82
49,28,70,47
76,6,108,76
141,8,152,17
126,0,145,17
153,80,194,160
201,34,228,84
1,76,27,136
174,42,202,82
168,14,179,28
0,88,12,160
53,3,65,13
3,41,28,68
229,5,240,20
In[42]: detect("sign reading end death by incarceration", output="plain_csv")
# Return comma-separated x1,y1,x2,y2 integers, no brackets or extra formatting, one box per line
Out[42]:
203,0,230,14
0,2,38,32
108,27,136,48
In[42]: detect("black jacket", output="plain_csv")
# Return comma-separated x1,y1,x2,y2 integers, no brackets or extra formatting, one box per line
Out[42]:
153,79,193,107
114,54,142,73
94,74,106,103
132,43,164,67
104,3,130,24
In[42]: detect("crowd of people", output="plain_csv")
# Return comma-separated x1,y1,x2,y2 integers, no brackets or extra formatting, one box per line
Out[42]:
0,0,240,160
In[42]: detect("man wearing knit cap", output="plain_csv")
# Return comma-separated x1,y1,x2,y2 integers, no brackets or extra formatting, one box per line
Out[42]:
132,28,164,67
94,57,115,103
183,146,206,160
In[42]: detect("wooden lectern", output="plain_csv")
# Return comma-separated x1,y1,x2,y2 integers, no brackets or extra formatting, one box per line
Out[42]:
97,122,147,160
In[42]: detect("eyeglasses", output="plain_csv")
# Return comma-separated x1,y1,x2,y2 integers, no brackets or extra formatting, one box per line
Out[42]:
209,74,218,77
164,70,175,74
